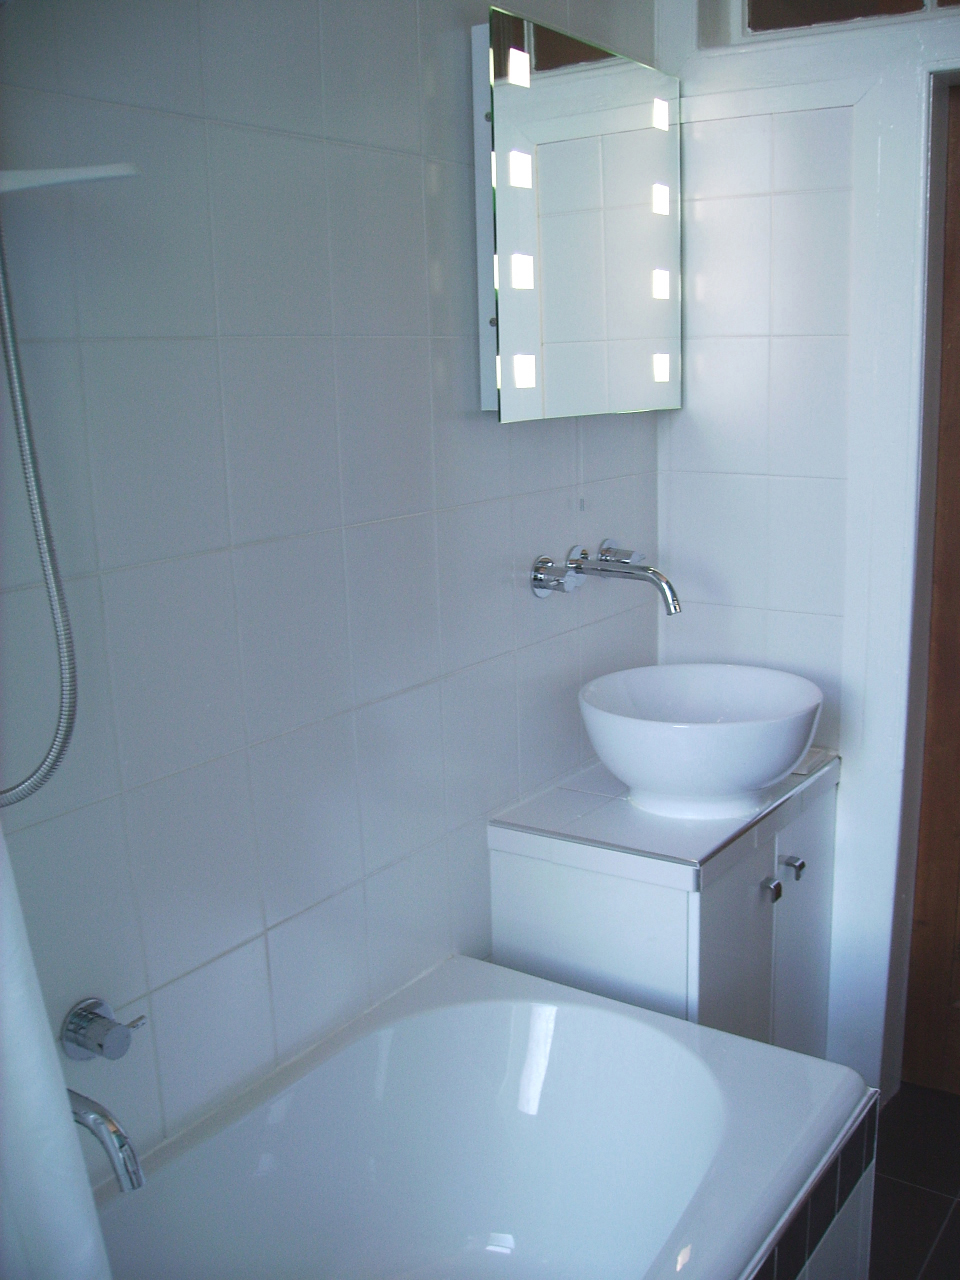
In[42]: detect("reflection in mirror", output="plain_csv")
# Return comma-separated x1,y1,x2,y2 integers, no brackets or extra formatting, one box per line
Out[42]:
472,10,681,423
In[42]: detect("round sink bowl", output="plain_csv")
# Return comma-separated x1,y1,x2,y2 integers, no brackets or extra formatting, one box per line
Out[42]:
579,664,823,819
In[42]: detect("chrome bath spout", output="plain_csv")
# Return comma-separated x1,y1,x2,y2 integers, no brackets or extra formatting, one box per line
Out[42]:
569,543,681,615
68,1089,144,1192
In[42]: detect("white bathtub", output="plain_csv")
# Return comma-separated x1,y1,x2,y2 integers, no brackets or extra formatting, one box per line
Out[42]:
99,957,876,1280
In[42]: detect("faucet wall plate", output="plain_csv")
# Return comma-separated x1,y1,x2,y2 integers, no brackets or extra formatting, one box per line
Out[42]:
61,997,146,1061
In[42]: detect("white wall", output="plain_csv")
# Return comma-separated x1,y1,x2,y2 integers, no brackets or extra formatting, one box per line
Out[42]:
657,1,960,1093
0,0,659,1182
661,103,851,753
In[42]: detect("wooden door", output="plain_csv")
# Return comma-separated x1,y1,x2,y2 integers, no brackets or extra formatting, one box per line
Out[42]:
902,85,960,1093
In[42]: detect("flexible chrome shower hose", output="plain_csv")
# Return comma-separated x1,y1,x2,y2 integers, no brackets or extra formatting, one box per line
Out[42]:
0,210,77,806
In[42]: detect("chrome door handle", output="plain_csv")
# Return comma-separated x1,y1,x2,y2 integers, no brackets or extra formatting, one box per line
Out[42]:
780,855,806,881
762,877,782,903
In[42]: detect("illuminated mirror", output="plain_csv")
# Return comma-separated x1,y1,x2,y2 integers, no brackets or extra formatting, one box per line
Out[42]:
472,10,681,423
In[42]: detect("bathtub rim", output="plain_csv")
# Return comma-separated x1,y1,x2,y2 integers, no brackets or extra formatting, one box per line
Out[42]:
95,955,875,1280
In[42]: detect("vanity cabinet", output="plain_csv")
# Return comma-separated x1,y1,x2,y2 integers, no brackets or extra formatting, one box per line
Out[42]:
488,757,838,1057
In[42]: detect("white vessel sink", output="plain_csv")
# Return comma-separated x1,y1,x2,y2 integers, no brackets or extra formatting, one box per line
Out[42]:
579,663,823,819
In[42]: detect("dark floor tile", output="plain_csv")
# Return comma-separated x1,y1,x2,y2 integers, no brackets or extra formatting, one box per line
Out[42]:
869,1174,954,1280
878,1083,960,1196
920,1201,960,1279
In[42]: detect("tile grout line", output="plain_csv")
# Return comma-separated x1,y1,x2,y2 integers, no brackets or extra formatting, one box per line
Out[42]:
915,1196,960,1280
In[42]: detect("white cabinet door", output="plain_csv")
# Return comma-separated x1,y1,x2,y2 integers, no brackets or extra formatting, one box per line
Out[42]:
772,788,836,1058
698,835,777,1044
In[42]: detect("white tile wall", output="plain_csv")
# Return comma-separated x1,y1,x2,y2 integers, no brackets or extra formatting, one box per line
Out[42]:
124,752,263,989
662,106,853,748
0,0,659,1178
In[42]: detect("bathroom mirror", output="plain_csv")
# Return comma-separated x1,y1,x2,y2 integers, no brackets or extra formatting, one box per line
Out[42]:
472,11,681,423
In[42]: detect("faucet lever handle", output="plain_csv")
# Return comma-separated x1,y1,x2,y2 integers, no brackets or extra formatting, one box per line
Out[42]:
598,540,644,565
61,998,145,1061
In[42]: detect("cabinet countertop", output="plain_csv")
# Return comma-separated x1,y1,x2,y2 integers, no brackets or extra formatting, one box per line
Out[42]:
488,750,840,877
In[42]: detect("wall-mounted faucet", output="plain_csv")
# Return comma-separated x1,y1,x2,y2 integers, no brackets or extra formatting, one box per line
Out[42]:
531,540,681,615
68,1090,144,1192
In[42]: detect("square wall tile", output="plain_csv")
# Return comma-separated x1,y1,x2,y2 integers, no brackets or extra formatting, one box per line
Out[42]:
320,0,421,152
442,653,519,827
1,343,97,590
125,752,263,988
682,195,771,339
662,337,769,475
682,115,772,201
336,337,433,525
66,99,215,339
510,416,578,495
220,337,341,544
659,601,767,667
773,108,853,193
661,471,769,609
418,0,491,165
83,339,228,570
517,629,581,794
579,412,656,485
769,337,848,479
438,499,513,672
771,190,851,336
102,552,246,788
424,160,478,339
365,843,451,1002
0,578,121,835
767,477,845,616
356,684,446,874
152,939,273,1132
446,820,492,959
327,145,429,337
344,515,440,704
208,125,332,337
432,337,512,508
233,532,352,742
199,0,323,134
580,607,657,688
6,797,147,1026
0,0,63,94
267,884,368,1060
57,0,204,114
766,610,843,748
0,87,74,342
249,713,363,927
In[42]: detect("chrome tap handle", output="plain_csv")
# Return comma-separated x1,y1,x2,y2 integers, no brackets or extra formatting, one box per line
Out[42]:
68,1089,144,1192
597,540,644,565
61,998,146,1061
531,556,582,598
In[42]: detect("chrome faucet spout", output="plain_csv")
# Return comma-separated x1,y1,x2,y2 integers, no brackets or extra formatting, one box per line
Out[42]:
68,1089,144,1192
568,546,681,615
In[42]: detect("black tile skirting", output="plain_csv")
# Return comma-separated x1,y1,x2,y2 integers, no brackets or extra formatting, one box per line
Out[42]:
749,1093,879,1280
